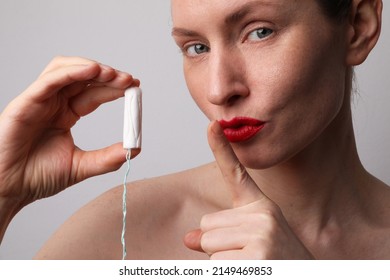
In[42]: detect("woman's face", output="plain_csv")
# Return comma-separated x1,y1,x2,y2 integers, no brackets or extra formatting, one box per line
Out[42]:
172,0,350,169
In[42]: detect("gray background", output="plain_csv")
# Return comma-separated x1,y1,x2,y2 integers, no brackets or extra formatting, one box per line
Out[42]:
0,1,389,259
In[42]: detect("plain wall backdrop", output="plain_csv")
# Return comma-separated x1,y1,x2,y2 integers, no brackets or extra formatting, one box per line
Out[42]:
0,1,389,259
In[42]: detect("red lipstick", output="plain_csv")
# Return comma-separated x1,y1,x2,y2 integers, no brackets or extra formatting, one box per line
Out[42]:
218,117,265,143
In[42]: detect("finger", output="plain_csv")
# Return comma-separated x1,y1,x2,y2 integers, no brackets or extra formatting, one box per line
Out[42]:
71,143,140,185
183,229,204,253
39,56,99,76
27,63,137,105
201,227,245,255
87,70,136,90
70,87,123,117
69,84,136,117
59,67,117,99
200,207,243,231
209,249,245,260
39,57,135,89
61,69,136,102
25,63,102,102
208,120,268,207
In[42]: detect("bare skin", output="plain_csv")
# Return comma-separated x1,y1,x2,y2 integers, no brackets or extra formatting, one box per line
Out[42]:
35,124,390,259
2,0,390,259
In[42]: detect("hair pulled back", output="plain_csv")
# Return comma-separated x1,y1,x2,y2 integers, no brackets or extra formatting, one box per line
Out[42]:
316,0,353,21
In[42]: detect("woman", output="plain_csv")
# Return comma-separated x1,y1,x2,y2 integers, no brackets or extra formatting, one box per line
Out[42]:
0,0,388,259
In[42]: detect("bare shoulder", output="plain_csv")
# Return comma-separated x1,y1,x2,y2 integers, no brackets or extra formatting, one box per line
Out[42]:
35,162,224,260
369,176,390,220
353,176,390,259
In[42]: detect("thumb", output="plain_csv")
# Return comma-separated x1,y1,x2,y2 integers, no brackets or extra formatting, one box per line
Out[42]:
72,143,140,184
208,121,268,207
183,229,204,253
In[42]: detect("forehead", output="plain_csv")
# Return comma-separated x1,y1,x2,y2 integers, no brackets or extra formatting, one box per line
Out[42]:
171,0,317,26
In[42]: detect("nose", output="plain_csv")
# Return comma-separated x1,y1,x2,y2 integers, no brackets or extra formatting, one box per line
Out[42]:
207,47,249,106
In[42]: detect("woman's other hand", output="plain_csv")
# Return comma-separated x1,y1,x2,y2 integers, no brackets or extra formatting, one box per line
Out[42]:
184,121,314,259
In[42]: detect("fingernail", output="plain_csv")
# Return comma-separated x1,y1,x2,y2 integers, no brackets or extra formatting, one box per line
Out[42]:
117,70,133,80
133,79,141,87
209,120,224,137
100,64,114,71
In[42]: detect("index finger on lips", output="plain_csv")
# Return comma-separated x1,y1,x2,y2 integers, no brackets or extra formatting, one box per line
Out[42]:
208,120,268,207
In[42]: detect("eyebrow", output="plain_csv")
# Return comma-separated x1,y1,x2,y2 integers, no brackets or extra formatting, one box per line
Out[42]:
171,0,280,38
171,28,201,38
225,0,280,26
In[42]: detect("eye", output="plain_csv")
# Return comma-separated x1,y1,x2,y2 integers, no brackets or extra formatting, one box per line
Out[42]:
247,28,273,41
185,44,210,57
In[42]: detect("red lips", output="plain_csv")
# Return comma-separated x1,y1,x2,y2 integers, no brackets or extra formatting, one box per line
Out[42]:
218,117,265,143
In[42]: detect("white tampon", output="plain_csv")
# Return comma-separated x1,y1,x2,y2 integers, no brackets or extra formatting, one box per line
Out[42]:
122,87,142,259
123,87,142,150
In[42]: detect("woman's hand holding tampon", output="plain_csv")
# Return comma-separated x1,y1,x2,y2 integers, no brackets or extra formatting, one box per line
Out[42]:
0,56,139,242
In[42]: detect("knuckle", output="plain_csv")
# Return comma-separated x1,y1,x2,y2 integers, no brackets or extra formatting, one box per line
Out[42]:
40,56,68,77
52,55,66,63
199,214,212,231
48,55,67,69
247,199,281,215
246,205,283,232
47,56,96,71
257,201,283,219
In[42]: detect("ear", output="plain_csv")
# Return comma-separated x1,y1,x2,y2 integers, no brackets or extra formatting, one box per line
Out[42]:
346,0,383,66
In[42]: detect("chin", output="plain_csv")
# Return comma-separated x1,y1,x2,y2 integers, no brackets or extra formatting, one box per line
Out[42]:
233,143,298,171
236,152,279,170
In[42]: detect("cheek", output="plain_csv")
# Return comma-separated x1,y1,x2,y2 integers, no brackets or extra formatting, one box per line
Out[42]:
256,59,345,123
238,36,347,168
250,24,347,124
183,62,212,118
